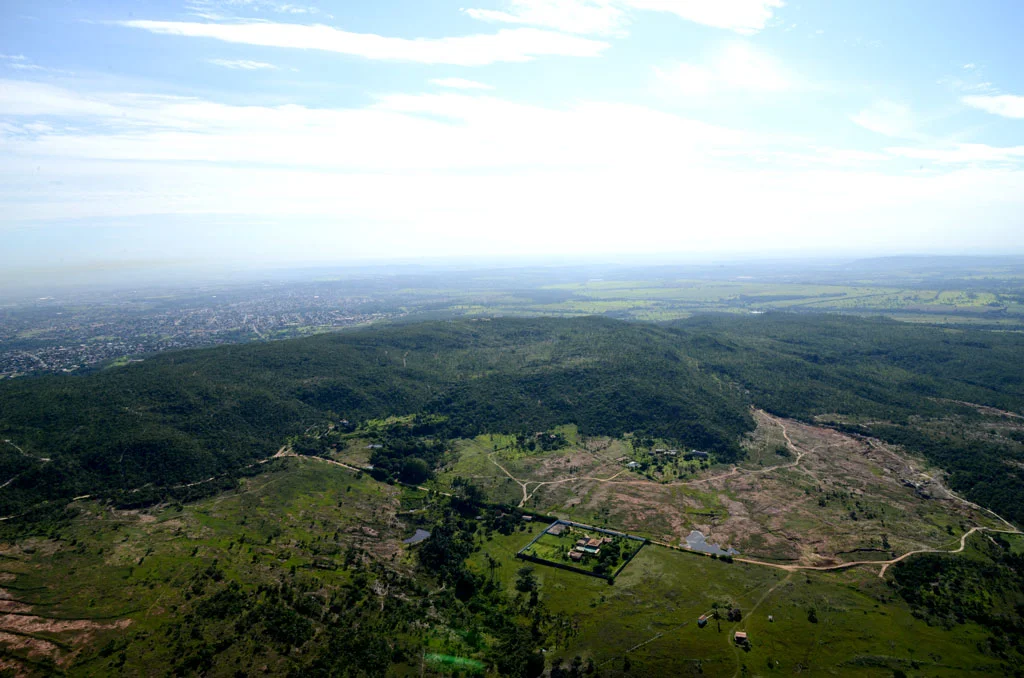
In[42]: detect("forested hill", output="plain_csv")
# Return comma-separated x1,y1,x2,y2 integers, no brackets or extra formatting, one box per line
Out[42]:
1,314,1023,524
672,314,1024,522
675,314,1024,420
0,317,751,516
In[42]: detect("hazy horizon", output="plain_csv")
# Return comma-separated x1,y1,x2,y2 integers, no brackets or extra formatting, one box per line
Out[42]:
3,0,1023,279
4,251,1024,302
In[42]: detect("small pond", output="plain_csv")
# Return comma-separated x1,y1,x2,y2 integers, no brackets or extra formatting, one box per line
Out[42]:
684,530,739,556
403,529,431,545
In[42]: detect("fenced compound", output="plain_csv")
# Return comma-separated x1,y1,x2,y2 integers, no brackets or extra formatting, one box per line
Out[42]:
516,519,647,581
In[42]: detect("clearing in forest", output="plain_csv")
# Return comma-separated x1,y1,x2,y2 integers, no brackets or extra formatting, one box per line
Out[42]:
433,411,1010,569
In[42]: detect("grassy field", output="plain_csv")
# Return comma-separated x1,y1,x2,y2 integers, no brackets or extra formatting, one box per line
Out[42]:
424,279,1024,327
0,450,1019,676
331,274,1024,328
474,525,1016,676
0,458,409,675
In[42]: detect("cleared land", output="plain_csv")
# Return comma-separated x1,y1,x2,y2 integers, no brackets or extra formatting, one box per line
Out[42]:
433,410,1013,571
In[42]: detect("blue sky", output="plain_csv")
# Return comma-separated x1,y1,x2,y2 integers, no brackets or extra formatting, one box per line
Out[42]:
2,0,1023,279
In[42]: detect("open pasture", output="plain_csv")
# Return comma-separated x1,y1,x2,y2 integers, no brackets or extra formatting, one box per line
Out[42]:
475,522,1017,677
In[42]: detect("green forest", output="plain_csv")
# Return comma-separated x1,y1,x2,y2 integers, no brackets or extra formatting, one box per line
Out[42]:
1,314,1022,525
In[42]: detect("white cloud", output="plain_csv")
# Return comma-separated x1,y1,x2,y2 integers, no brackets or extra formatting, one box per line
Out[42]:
117,20,608,66
963,63,976,70
887,143,1024,164
962,94,1024,119
0,80,129,119
429,77,495,90
208,58,279,69
186,0,324,20
625,0,784,34
465,0,626,36
656,62,714,96
953,80,994,94
851,100,917,138
4,78,1023,265
0,54,67,74
22,122,56,134
0,80,782,241
0,80,750,172
271,3,318,14
464,0,783,35
656,41,792,96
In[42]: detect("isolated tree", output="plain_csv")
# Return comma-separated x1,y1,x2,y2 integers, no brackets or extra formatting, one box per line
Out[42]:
485,553,502,585
399,457,430,484
516,566,538,593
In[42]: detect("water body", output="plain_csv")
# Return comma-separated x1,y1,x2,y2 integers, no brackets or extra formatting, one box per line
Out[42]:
684,530,739,556
403,529,431,544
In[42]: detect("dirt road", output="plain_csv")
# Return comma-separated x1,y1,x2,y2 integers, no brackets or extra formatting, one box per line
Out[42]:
487,452,628,508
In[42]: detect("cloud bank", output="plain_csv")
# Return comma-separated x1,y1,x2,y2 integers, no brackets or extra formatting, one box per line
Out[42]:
118,20,609,66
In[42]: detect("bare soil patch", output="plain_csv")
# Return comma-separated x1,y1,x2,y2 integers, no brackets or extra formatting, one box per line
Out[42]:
489,410,1005,566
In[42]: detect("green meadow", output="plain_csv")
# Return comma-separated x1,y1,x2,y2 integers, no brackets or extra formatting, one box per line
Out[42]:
475,525,1015,677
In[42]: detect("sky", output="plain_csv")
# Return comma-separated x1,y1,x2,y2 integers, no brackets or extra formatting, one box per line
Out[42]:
2,0,1023,280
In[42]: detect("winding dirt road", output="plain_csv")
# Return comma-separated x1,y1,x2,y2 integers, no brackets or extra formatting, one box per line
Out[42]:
487,452,628,508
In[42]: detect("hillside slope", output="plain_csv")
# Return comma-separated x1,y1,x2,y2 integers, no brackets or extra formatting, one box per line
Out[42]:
1,314,1023,523
0,317,751,516
672,314,1024,523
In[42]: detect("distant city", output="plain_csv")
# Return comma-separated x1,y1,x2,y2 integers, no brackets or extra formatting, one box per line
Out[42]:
3,255,1024,379
0,282,399,378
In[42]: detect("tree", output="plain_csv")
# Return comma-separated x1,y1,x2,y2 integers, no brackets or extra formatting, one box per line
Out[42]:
516,566,538,593
597,540,621,569
495,623,544,678
399,457,430,484
418,519,473,583
453,478,486,504
485,553,501,585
